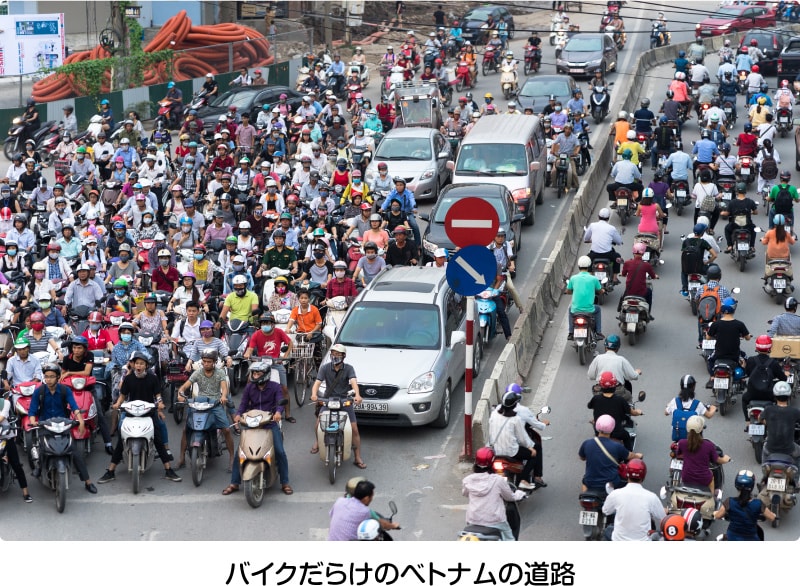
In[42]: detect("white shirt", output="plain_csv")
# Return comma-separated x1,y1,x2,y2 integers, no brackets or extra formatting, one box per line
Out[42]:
584,220,623,254
664,397,709,417
700,233,720,262
587,351,639,384
692,182,718,210
487,409,533,457
756,122,776,147
602,483,666,541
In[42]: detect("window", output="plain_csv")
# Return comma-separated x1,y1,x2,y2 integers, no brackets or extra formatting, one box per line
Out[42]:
444,291,464,344
455,143,528,176
337,302,441,349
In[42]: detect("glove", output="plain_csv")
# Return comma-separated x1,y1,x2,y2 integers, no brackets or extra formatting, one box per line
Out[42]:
513,489,527,501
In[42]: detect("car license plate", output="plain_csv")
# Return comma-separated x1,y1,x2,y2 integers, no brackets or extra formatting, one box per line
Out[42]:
595,271,606,280
774,279,787,289
741,167,750,175
579,511,598,526
677,189,687,198
569,68,584,74
354,402,388,412
670,459,684,470
617,198,628,207
642,252,650,261
713,377,729,389
780,117,789,123
625,313,638,323
574,328,588,338
702,339,716,349
788,374,795,384
689,282,701,290
748,424,765,436
768,477,786,492
737,242,750,251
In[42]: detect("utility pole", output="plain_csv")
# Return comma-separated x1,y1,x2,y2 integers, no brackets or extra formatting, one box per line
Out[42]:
323,1,332,49
109,2,130,91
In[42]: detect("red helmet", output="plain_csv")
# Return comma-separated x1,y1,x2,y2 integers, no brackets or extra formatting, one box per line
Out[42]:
30,311,45,323
626,459,647,482
755,334,773,352
46,242,61,252
193,243,206,253
751,65,760,73
286,194,299,203
740,47,749,54
0,208,11,221
599,371,619,389
475,446,495,468
750,39,758,46
435,58,443,65
88,311,103,322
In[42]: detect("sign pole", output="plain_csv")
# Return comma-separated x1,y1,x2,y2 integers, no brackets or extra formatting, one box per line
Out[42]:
464,296,474,459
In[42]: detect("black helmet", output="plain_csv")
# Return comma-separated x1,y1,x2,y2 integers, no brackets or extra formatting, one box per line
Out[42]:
720,142,731,153
130,351,150,365
785,297,798,311
734,469,755,492
259,312,275,323
666,89,674,99
679,374,696,392
780,170,791,182
705,263,721,281
701,129,710,139
42,363,61,376
640,98,650,108
501,390,520,408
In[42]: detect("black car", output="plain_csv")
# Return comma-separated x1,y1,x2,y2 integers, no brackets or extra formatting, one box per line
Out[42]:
419,183,524,261
556,33,618,78
516,74,578,113
460,6,515,45
738,29,794,76
196,86,305,129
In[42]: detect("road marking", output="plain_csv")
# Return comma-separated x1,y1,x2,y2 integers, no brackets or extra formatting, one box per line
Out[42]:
450,219,494,229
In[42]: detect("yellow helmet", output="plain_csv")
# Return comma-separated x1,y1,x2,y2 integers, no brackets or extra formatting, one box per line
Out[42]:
757,96,766,105
484,92,493,100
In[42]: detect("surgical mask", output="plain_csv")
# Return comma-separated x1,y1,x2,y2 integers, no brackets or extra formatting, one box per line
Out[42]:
182,225,191,233
366,253,377,260
331,355,343,365
87,243,97,250
39,301,51,309
159,258,170,266
31,322,44,332
261,170,269,176
194,253,204,261
356,131,364,137
261,325,274,334
89,323,101,331
49,252,59,260
313,251,325,259
120,333,132,343
187,163,194,169
77,154,85,160
334,270,345,278
115,289,126,297
235,288,246,297
143,217,153,225
391,206,400,212
34,271,44,278
7,248,16,257
353,178,361,184
120,254,130,262
337,164,346,170
267,187,277,193
122,145,129,151
233,263,244,271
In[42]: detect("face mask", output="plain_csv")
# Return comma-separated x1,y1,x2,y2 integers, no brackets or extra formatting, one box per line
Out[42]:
391,206,400,213
353,178,361,184
313,251,325,259
90,323,101,331
261,170,269,176
337,164,346,171
268,187,277,194
159,258,170,267
366,253,377,260
143,217,153,225
193,253,204,261
7,249,16,257
235,288,246,297
49,252,59,260
233,263,244,271
261,325,274,334
187,163,194,169
115,230,125,237
182,226,191,233
77,154,85,160
31,322,44,332
115,289,126,297
356,131,364,137
122,145,129,151
331,355,343,365
39,301,51,310
120,333,132,343
120,254,130,262
34,272,44,279
335,270,346,278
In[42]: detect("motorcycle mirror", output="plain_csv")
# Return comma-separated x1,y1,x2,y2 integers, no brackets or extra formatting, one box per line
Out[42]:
389,500,398,516
637,390,646,402
659,486,668,500
605,482,615,495
732,287,741,294
540,405,551,414
767,319,774,324
754,226,762,233
658,259,665,265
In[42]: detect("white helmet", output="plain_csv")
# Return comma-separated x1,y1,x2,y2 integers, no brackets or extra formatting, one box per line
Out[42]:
626,130,636,140
232,275,248,286
239,221,251,230
578,255,592,269
357,519,380,540
617,110,627,120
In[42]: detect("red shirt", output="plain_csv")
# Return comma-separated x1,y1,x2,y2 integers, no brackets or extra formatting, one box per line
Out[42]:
82,328,112,351
621,258,656,297
247,328,292,357
152,266,181,292
736,133,758,157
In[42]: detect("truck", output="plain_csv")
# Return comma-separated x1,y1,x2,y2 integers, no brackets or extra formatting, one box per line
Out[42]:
776,36,800,82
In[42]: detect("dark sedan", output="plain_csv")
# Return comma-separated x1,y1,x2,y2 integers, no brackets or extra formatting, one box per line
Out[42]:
555,33,617,78
419,183,524,261
516,74,578,113
196,86,304,128
738,29,793,76
460,6,515,45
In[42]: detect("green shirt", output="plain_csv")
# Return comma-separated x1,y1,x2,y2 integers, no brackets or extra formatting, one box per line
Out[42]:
768,183,799,211
567,271,601,313
262,246,297,270
223,290,259,322
189,367,227,399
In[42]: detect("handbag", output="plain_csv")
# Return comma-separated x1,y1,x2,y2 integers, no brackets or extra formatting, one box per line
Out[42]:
594,436,628,480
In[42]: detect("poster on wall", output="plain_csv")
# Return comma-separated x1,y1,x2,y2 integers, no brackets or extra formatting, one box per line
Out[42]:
0,13,64,76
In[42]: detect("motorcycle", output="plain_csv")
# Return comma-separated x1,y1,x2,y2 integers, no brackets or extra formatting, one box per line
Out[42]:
578,483,613,540
316,392,354,484
722,98,737,129
500,63,518,100
763,260,794,303
672,179,691,216
777,107,792,138
572,311,599,365
184,397,223,487
554,153,570,199
4,116,27,161
454,60,474,91
33,417,78,513
0,416,18,493
760,448,800,527
182,89,209,119
618,295,651,346
737,155,756,185
349,145,371,176
550,14,565,46
226,318,252,393
613,186,636,225
523,45,541,76
717,177,736,215
348,62,370,88
459,480,524,541
729,223,755,272
590,257,616,304
62,374,98,458
9,381,39,470
491,406,551,492
155,100,182,130
650,22,667,49
711,360,745,416
477,286,505,345
661,446,725,538
382,66,407,103
591,84,613,124
747,400,771,464
482,48,499,76
237,404,285,508
119,400,157,494
737,70,748,95
634,232,660,268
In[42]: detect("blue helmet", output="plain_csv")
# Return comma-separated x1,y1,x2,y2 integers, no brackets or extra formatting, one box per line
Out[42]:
179,216,193,226
113,221,125,230
167,81,175,88
735,469,755,492
605,334,621,351
721,297,738,314
100,99,109,106
733,366,746,381
678,50,686,58
70,335,88,347
774,214,786,226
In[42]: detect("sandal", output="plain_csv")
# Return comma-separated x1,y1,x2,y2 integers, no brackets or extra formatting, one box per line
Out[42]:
285,416,297,424
281,484,294,495
354,460,367,469
222,484,239,495
310,446,319,454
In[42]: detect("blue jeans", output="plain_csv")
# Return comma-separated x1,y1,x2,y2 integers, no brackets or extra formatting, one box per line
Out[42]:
406,213,421,244
569,306,602,334
231,424,289,485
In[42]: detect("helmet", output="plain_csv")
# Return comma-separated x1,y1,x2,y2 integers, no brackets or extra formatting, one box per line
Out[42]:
484,93,493,100
501,391,520,408
781,170,791,182
734,469,756,492
475,446,495,468
599,371,619,389
626,130,636,140
757,96,766,105
751,64,760,73
678,50,686,58
774,213,786,226
641,98,650,108
666,89,674,99
701,129,710,139
626,459,647,482
179,216,193,226
113,277,129,289
70,335,89,348
744,122,753,132
46,242,61,252
676,72,685,81
604,335,621,351
248,361,271,382
621,149,633,160
721,142,731,153
734,366,746,381
88,311,103,323
357,519,380,541
786,297,798,311
232,275,248,286
755,334,773,352
42,363,61,377
617,110,627,120
595,414,616,434
333,260,347,270
750,39,758,46
660,514,686,541
682,508,703,535
720,297,737,314
0,208,11,222
680,375,696,392
774,380,792,398
686,415,704,435
578,255,591,269
632,242,647,255
239,221,251,230
705,263,721,280
710,112,720,123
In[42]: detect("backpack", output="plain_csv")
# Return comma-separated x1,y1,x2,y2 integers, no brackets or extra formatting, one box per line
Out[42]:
760,149,778,180
671,398,700,441
681,237,705,274
696,284,721,322
774,185,794,215
748,354,775,393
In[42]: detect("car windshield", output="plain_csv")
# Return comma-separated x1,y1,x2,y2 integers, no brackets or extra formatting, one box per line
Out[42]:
466,8,492,20
209,91,254,109
454,143,528,176
711,7,742,18
434,194,508,223
519,79,570,98
375,136,432,160
397,99,434,126
337,302,441,349
565,37,602,52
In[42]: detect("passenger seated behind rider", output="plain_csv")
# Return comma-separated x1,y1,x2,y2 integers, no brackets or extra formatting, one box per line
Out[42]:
488,391,537,491
588,372,642,451
676,415,731,491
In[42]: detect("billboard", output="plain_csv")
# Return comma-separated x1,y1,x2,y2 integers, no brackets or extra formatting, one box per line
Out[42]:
0,13,64,76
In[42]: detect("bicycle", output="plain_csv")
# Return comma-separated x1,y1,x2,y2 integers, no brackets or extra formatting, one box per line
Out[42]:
289,339,315,408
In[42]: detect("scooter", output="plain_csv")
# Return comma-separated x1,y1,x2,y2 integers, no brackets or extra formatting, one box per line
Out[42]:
722,98,737,129
763,260,794,303
550,14,565,46
571,311,599,366
760,450,799,528
554,152,570,199
9,381,39,470
225,319,252,394
500,64,517,100
454,60,474,91
661,447,725,538
33,417,78,513
672,179,691,216
776,107,792,138
737,156,756,185
730,224,756,272
578,482,613,540
119,400,157,494
315,392,354,484
618,294,651,346
459,479,524,541
523,45,541,76
711,360,745,416
184,396,222,487
590,83,612,123
62,374,98,458
323,296,349,345
490,406,551,493
183,90,209,119
237,405,284,508
0,416,18,493
747,400,772,464
590,257,616,303
482,48,499,76
613,186,636,225
477,286,504,345
383,66,407,103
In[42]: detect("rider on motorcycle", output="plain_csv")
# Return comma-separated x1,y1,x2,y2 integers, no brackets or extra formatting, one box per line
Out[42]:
758,381,800,464
602,459,666,541
688,36,707,61
488,391,537,491
579,414,642,492
723,181,758,254
742,335,787,420
588,371,642,451
486,31,504,65
706,296,750,384
587,335,642,398
769,297,800,336
713,469,776,540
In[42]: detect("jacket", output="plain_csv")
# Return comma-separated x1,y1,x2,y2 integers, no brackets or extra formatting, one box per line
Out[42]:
462,472,518,526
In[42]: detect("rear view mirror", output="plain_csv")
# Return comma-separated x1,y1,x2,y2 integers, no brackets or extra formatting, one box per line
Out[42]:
732,287,741,294
446,160,455,171
659,486,668,500
754,226,762,233
450,331,467,347
530,161,541,171
389,500,398,516
540,405,551,414
513,213,525,223
419,212,430,221
637,390,646,402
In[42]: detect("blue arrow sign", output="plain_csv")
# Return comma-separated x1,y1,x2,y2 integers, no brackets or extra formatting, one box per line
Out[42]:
446,245,498,297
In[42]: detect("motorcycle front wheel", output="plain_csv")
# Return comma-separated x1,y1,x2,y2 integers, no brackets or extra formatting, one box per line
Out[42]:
55,469,66,513
328,444,337,484
244,474,265,508
191,445,204,487
132,451,143,494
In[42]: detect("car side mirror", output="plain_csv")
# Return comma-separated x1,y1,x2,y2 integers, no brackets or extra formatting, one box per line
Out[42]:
419,212,430,221
446,160,455,171
450,330,467,347
530,161,541,171
512,213,525,223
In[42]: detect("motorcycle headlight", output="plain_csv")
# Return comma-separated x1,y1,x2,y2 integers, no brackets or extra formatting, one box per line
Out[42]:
409,371,436,394
244,414,263,428
72,377,86,390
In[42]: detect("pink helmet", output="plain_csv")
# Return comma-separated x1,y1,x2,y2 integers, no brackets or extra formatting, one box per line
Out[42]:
632,242,647,255
595,414,616,433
